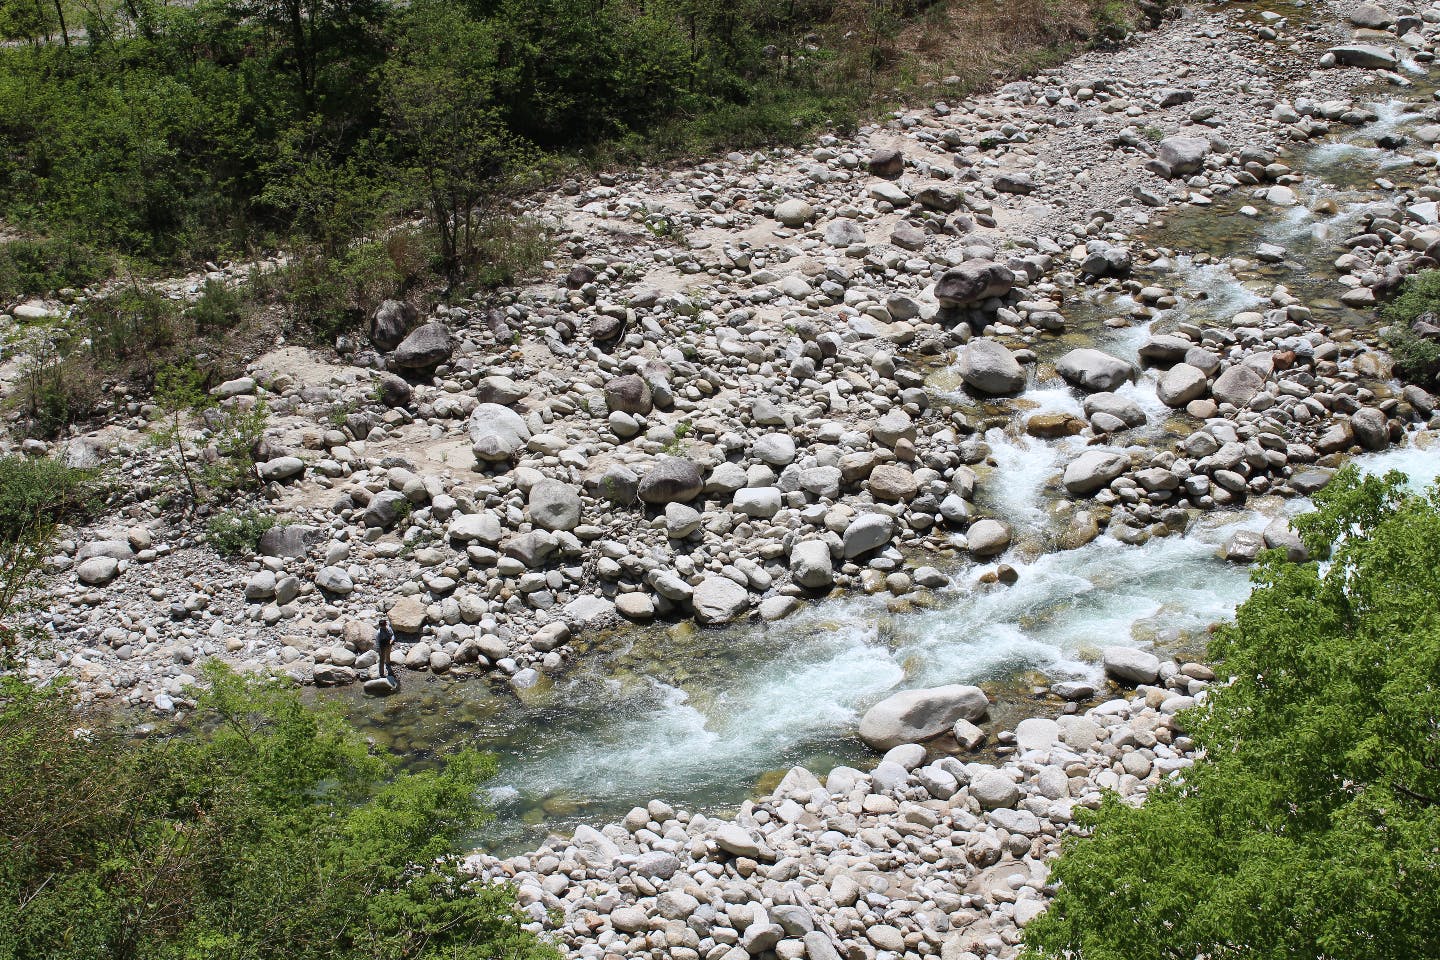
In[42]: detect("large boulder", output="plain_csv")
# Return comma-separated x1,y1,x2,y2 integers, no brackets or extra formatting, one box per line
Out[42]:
604,374,653,415
935,260,1015,307
868,464,919,502
966,518,1011,557
691,576,750,624
1063,449,1130,495
790,540,834,590
774,198,815,227
1056,348,1133,392
1329,44,1398,69
1103,646,1161,685
867,147,905,178
843,513,896,558
638,457,704,504
1211,364,1265,407
958,338,1025,394
469,403,531,462
370,299,417,351
858,685,990,750
1157,136,1210,177
528,479,582,531
1157,363,1209,407
388,321,453,372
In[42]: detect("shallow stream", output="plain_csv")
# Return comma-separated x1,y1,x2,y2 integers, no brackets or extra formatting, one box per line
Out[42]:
336,71,1440,855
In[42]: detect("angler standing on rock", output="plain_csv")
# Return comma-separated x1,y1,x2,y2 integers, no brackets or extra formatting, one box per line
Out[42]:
375,618,394,680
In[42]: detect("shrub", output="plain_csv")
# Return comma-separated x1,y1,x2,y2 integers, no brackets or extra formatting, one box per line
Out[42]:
80,284,188,373
1023,467,1440,960
189,278,247,333
0,664,559,960
14,351,102,438
0,455,98,664
0,237,111,300
205,509,276,556
467,217,552,289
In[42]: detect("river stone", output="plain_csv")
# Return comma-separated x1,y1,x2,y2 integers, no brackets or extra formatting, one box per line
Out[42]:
469,403,531,462
257,456,305,482
825,218,866,247
868,463,918,502
370,299,416,351
1351,1,1393,26
78,540,134,563
1157,363,1209,407
858,684,989,750
1103,645,1161,684
843,512,896,558
1329,44,1398,69
1014,717,1060,752
388,595,428,633
935,260,1015,307
1157,136,1210,176
316,566,354,596
528,479,582,531
638,457,704,504
632,850,680,880
609,906,647,933
1211,364,1265,407
790,539,834,590
1056,348,1133,392
1263,517,1309,562
389,321,453,371
572,825,620,868
958,338,1025,394
774,198,815,226
615,592,656,620
448,512,503,545
258,524,319,558
733,486,782,518
1139,333,1195,366
867,147,905,177
752,433,797,467
604,374,653,415
475,375,526,406
971,770,1021,810
77,556,119,586
691,576,750,624
714,823,768,859
1063,449,1129,495
1351,407,1390,450
966,518,1011,557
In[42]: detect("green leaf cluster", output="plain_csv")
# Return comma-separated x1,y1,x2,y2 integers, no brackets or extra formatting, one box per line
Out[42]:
1023,467,1440,960
0,665,558,960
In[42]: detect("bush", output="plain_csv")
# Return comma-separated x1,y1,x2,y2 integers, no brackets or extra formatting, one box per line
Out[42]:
0,664,559,960
1023,467,1440,960
80,284,188,371
0,454,98,664
1381,269,1440,386
14,352,102,438
189,278,247,333
0,237,111,300
206,509,277,556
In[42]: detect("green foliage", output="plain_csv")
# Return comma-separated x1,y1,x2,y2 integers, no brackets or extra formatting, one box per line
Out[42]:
1023,467,1440,960
189,278,247,333
0,237,111,299
80,283,187,372
1382,269,1440,386
199,399,269,497
0,454,98,665
205,508,276,556
0,664,558,960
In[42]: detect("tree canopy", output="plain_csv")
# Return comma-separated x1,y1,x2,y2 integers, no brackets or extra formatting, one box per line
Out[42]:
0,664,557,960
1023,466,1440,960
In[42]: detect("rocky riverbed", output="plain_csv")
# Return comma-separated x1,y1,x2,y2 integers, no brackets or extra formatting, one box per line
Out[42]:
14,0,1440,715
9,0,1440,952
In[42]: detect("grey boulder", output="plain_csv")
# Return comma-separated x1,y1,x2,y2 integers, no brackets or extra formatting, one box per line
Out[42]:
859,684,990,750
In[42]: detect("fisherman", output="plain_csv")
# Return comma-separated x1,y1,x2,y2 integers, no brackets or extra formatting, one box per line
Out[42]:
375,617,395,680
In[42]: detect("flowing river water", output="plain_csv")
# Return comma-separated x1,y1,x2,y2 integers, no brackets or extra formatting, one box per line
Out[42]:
333,66,1440,855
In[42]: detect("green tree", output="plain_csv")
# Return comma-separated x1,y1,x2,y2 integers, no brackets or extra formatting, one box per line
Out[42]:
381,0,539,285
1023,467,1440,960
0,664,558,960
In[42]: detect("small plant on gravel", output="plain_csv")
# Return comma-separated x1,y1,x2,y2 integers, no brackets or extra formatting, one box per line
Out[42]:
201,400,270,497
205,509,276,557
150,363,213,509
